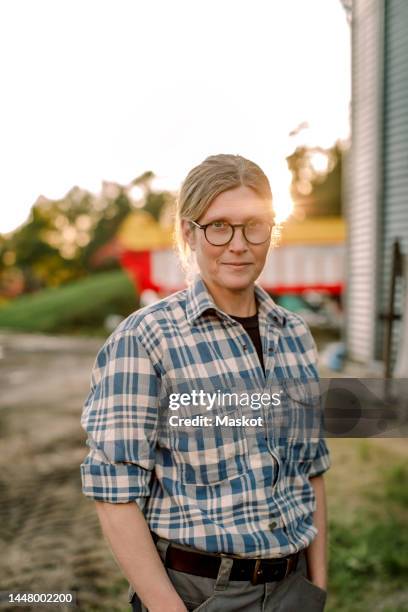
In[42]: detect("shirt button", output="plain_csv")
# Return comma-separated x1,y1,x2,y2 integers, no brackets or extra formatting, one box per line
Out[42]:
242,344,247,351
269,521,278,531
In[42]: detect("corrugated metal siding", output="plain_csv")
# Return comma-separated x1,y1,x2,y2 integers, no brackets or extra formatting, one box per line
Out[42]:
379,0,408,366
346,0,384,362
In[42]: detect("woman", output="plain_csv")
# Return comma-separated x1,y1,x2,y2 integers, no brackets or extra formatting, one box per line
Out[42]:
80,154,331,611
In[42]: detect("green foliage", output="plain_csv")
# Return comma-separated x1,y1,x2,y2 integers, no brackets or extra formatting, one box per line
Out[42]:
328,517,408,610
0,270,138,334
0,171,174,297
383,463,408,507
330,515,408,580
4,205,78,291
80,189,132,270
144,191,169,221
328,461,408,611
287,142,344,218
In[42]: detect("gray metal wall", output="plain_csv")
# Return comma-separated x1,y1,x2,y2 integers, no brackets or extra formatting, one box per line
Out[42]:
346,0,384,362
379,0,408,365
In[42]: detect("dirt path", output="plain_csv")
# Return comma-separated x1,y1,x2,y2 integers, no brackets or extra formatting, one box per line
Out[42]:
0,333,129,612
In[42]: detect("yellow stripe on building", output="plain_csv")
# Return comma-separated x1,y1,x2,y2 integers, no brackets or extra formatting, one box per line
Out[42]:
117,211,345,252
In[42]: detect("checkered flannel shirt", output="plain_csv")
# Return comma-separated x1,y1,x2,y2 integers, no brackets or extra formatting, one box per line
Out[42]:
80,275,331,557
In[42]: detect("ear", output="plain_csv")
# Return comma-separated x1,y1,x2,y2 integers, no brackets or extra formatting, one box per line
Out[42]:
181,219,196,251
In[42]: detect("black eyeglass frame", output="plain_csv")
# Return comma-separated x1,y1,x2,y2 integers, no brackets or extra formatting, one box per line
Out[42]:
190,219,273,246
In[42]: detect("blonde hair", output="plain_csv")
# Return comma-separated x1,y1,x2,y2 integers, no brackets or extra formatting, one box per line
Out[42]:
175,154,273,272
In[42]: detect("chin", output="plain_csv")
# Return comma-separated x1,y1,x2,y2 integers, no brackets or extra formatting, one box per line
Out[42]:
217,271,257,291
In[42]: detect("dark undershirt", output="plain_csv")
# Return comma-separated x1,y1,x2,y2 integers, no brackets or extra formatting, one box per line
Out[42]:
229,312,265,375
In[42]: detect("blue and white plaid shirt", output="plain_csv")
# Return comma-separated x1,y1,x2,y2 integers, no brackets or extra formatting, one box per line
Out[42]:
80,275,330,558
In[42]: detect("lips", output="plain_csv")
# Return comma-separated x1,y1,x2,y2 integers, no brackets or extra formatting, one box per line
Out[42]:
222,262,253,267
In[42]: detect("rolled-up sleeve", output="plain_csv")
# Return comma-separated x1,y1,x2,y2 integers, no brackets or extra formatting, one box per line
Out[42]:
309,438,331,478
80,331,160,506
293,312,331,479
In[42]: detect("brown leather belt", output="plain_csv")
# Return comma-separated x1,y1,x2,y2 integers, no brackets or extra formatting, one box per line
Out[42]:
154,535,300,586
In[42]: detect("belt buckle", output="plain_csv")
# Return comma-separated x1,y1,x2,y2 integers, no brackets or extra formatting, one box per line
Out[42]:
251,559,263,585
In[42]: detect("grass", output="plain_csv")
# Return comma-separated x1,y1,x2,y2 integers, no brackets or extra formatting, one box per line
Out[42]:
0,270,138,335
327,461,408,611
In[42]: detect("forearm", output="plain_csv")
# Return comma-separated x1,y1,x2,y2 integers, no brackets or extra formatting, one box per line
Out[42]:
305,474,328,590
94,500,186,612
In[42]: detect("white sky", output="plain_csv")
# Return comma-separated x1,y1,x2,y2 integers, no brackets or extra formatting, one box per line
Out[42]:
0,0,350,234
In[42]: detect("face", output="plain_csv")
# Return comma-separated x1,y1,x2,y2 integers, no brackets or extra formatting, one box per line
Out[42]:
182,185,273,296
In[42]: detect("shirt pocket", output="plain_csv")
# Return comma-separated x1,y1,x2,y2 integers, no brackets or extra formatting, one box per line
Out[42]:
272,378,323,467
166,399,250,485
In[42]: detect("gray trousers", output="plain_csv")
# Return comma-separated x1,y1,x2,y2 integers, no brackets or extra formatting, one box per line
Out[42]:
129,538,327,611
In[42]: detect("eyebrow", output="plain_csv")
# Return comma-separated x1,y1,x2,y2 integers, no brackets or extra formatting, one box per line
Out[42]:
201,213,272,224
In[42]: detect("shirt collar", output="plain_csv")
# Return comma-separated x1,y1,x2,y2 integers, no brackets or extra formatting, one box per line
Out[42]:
186,274,287,328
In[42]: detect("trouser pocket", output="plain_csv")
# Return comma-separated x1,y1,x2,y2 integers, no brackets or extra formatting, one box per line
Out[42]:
166,568,217,610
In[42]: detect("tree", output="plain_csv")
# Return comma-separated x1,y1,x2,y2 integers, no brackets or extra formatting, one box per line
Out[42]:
80,188,132,270
0,170,175,296
286,142,344,218
6,204,80,291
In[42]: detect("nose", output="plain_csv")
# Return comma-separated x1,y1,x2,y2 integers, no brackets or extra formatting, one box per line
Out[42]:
227,226,248,252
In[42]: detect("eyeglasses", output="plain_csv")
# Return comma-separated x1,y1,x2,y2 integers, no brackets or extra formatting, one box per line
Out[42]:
190,219,273,246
